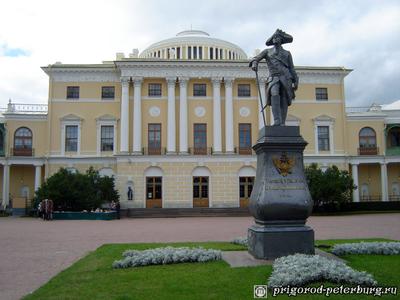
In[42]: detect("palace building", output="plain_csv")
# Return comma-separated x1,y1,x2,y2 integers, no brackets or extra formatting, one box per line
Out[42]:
1,30,399,214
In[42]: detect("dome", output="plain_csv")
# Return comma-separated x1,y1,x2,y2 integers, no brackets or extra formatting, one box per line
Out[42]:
139,30,247,61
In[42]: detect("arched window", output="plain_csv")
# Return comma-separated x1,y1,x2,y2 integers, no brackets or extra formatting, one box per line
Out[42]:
359,127,376,148
388,127,400,147
14,127,32,155
359,127,377,155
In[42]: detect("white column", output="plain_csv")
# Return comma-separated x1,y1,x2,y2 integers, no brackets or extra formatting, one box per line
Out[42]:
167,77,176,154
224,77,234,153
212,78,222,153
314,125,319,154
258,77,267,129
329,125,334,155
133,77,143,154
381,163,389,201
120,77,130,153
179,77,189,154
2,163,9,208
351,163,360,202
34,165,42,192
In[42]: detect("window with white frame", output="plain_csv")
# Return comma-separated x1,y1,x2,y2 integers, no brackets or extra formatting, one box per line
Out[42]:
101,125,114,151
65,125,78,152
313,115,334,154
96,116,117,156
317,126,330,151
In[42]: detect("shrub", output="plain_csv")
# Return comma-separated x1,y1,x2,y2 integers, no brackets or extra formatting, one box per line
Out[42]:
112,247,222,269
305,164,356,211
268,254,376,287
35,167,119,211
231,237,248,247
331,242,400,256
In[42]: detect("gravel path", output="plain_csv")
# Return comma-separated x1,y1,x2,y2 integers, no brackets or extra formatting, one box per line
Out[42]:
1,213,399,300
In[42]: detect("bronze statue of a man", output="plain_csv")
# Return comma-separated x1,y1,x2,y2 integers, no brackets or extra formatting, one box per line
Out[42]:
249,29,298,126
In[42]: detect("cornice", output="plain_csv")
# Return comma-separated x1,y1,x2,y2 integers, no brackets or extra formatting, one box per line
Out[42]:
3,113,47,121
43,60,350,85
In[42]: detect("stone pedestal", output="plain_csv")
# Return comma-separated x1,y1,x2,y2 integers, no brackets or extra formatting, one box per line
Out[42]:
248,126,315,260
248,225,314,260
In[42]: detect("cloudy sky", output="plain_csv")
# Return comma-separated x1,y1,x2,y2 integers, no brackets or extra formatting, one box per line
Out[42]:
0,0,399,108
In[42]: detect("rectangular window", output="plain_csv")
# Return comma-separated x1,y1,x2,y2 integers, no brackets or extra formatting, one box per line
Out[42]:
239,123,252,154
193,84,207,97
238,84,251,97
101,125,114,151
194,124,207,154
65,125,78,152
148,83,162,97
66,86,79,99
193,46,197,59
148,123,161,154
316,88,328,100
318,126,330,151
101,86,115,99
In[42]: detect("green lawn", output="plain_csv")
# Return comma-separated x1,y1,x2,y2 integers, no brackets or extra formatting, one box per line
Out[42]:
23,239,400,300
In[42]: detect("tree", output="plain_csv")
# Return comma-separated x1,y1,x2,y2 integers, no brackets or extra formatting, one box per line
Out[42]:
35,167,119,211
305,163,356,212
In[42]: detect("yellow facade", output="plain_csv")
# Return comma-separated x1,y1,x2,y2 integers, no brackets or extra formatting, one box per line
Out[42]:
1,30,399,212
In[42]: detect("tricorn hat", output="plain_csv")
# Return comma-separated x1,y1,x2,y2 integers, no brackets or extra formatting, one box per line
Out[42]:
266,29,293,46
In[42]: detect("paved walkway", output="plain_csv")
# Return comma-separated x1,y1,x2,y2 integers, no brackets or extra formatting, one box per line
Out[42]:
1,213,399,300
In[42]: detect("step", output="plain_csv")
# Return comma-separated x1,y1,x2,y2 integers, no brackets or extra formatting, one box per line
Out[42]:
122,207,251,218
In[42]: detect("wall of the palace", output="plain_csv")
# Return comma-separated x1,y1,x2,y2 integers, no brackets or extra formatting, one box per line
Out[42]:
345,120,385,156
358,164,382,200
52,81,122,100
9,165,35,201
116,160,257,209
40,78,351,156
5,120,47,156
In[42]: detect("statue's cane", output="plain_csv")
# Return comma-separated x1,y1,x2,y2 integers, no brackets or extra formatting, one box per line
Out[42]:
255,69,267,127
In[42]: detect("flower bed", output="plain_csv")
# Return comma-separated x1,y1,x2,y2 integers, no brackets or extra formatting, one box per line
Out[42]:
331,242,400,256
268,254,376,287
113,246,222,269
231,237,248,247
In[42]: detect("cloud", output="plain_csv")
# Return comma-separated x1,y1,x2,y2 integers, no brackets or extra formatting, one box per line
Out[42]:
0,0,399,108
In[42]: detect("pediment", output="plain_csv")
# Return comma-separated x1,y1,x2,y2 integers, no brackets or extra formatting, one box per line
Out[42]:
60,113,83,121
313,114,335,122
96,114,118,121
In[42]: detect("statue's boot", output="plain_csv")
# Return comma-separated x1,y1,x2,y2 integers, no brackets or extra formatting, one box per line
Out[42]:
280,100,288,125
271,95,282,125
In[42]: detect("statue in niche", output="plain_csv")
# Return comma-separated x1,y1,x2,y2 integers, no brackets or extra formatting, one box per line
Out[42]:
127,186,133,201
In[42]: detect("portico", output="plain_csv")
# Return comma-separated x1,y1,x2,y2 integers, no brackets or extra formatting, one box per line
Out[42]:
0,159,44,211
